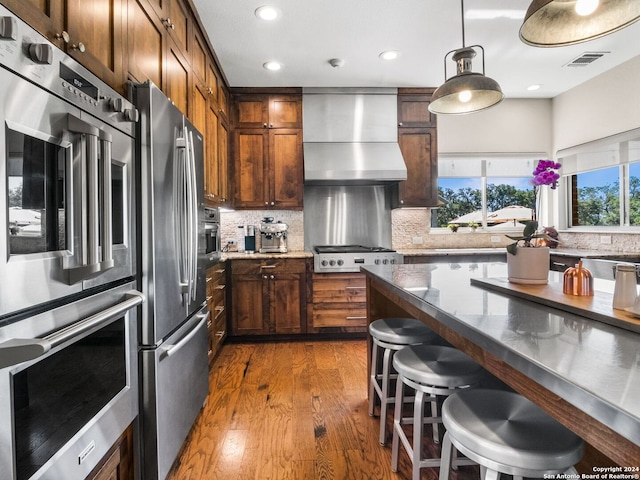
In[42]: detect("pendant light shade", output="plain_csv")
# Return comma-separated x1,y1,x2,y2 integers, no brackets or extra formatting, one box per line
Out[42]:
429,47,504,115
428,1,504,115
520,0,640,47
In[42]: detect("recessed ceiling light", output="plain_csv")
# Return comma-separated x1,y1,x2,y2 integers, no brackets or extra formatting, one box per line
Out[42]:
379,50,400,61
255,6,279,21
527,84,542,91
263,61,282,71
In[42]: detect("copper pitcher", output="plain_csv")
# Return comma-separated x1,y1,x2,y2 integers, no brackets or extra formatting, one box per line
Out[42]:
563,261,594,296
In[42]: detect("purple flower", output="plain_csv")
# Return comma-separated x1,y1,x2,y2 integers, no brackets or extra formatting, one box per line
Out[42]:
532,159,561,189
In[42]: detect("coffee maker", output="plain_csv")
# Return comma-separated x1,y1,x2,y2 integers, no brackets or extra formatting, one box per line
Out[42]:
259,217,288,253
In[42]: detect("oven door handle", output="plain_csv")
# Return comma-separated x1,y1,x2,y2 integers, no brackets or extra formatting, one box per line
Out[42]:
65,114,115,283
99,129,114,270
0,290,144,369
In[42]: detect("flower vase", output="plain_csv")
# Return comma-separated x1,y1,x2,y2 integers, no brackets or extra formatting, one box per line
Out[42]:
507,246,550,285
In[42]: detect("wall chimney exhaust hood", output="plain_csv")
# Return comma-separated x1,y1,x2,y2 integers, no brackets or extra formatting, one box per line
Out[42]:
303,88,407,185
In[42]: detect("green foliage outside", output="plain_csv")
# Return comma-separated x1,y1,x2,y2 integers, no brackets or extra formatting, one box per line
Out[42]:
435,177,640,227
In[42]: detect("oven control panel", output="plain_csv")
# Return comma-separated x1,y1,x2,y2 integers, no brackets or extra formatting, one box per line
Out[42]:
0,5,137,135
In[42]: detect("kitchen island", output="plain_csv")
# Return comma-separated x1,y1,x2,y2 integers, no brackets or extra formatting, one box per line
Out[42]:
363,262,640,468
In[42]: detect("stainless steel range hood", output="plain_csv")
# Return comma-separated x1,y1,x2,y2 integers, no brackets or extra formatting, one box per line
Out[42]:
303,88,407,185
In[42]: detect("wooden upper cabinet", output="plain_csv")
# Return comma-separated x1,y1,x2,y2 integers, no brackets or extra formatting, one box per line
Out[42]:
234,94,301,129
234,95,269,129
269,95,302,128
233,129,268,208
142,0,189,56
66,0,125,91
2,0,125,92
270,129,303,207
218,119,229,202
127,0,165,87
166,0,189,56
165,37,189,115
1,0,64,48
191,80,207,136
191,30,207,85
394,128,439,207
397,90,437,128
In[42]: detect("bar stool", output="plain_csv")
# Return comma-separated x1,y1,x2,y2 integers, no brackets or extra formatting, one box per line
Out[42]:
439,389,584,480
368,318,438,446
391,345,483,480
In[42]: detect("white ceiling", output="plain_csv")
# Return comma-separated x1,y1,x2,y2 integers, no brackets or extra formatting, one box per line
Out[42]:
192,0,640,99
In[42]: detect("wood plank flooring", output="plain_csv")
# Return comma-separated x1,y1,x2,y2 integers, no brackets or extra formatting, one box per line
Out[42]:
167,339,479,480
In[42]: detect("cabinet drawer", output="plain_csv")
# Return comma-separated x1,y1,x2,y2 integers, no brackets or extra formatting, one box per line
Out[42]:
312,306,368,328
312,273,366,303
232,258,306,275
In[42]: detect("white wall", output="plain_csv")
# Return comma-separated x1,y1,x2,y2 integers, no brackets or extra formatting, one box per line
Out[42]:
437,98,553,155
552,55,640,153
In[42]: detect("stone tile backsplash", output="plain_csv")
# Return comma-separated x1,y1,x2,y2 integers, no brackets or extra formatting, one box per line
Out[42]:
220,208,640,253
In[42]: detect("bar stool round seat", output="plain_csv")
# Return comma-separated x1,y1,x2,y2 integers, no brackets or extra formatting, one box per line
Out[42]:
391,345,483,480
440,389,584,480
368,318,438,445
369,317,437,346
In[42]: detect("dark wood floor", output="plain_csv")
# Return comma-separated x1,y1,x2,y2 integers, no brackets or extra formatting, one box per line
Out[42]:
167,339,479,480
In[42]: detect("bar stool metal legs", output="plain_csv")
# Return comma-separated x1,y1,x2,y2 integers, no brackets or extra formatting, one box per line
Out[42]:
390,345,483,480
368,318,438,446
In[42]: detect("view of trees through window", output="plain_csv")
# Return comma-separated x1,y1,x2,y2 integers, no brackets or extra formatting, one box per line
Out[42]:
436,162,640,228
573,164,640,226
436,178,534,228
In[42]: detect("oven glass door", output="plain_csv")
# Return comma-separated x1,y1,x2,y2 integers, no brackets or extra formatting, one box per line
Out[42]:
1,77,135,317
6,122,70,256
12,318,126,480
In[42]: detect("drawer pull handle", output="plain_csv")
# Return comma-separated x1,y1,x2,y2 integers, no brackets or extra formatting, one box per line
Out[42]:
345,286,365,290
345,316,367,320
215,285,226,290
260,265,276,269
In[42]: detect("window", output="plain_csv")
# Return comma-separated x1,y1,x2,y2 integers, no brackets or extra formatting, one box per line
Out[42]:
435,155,543,228
559,129,640,228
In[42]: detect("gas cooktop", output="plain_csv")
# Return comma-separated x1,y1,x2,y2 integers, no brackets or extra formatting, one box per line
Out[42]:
313,245,403,273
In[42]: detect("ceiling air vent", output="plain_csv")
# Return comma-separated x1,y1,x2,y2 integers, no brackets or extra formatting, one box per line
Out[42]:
565,52,608,67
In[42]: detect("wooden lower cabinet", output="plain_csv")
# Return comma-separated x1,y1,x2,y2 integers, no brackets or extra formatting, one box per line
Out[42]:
310,273,368,333
206,262,227,364
87,423,134,480
230,258,307,335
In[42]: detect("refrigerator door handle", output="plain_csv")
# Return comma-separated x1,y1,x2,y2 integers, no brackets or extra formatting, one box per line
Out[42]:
161,311,209,359
187,129,198,301
174,131,189,301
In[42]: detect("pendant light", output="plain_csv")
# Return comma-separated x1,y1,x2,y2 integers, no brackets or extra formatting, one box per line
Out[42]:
429,0,504,115
520,0,640,47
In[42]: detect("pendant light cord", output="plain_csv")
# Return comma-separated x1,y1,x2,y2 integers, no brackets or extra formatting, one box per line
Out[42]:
460,0,466,47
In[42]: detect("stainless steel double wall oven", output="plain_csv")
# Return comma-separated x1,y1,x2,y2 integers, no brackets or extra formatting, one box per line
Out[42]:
0,6,141,480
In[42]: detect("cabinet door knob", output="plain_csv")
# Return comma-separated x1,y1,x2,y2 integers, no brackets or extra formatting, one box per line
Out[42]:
207,87,213,95
54,30,70,43
270,201,275,205
398,122,403,126
263,123,268,128
70,42,86,53
162,18,175,29
270,275,274,279
270,123,273,128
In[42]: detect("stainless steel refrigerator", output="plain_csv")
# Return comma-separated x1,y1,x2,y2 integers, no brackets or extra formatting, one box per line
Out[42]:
132,82,209,480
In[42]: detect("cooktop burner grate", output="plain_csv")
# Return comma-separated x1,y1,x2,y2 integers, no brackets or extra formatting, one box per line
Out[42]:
314,245,396,254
